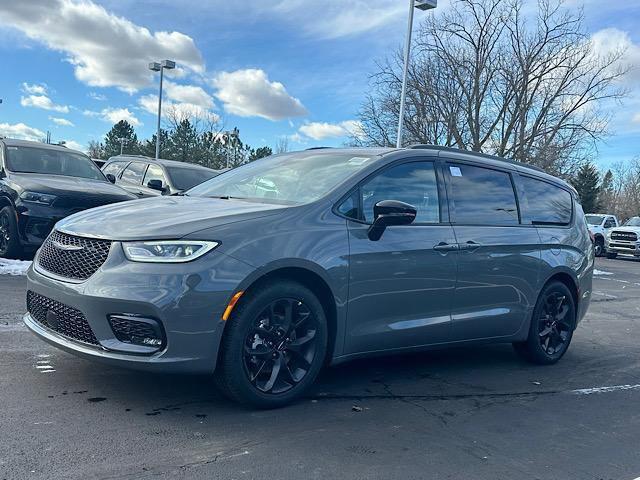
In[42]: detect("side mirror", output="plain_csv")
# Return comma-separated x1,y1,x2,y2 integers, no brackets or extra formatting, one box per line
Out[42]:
367,200,417,241
106,173,116,183
147,179,165,192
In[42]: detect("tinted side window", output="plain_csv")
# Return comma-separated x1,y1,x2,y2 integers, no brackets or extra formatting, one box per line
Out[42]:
143,164,167,187
103,161,126,177
448,163,519,225
121,162,147,185
361,161,440,224
604,218,616,228
521,176,572,225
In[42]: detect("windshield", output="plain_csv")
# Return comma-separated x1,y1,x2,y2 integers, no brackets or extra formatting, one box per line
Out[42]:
167,166,218,191
585,215,604,225
624,217,640,226
5,145,106,181
188,152,377,204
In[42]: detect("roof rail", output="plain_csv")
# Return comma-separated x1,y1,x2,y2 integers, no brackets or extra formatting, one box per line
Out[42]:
305,147,333,150
408,144,546,174
113,154,153,159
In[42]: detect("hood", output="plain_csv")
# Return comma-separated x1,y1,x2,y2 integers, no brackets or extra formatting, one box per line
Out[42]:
610,225,640,233
10,173,135,206
56,196,287,240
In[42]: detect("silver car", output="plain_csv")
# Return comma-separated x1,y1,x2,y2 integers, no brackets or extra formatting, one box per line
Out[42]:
24,146,594,408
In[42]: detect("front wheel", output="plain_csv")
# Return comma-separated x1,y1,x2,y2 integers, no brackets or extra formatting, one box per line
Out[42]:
513,281,576,365
594,237,604,257
215,280,328,408
0,206,22,259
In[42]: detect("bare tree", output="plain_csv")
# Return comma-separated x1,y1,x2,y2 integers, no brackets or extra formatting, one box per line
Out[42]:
355,0,627,176
275,137,290,154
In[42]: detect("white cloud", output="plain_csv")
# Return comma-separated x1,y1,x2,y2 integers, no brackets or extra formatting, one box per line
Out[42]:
0,0,205,92
591,28,640,84
270,0,406,39
212,69,307,121
21,82,47,95
138,94,219,123
88,92,107,101
164,81,214,109
0,122,45,141
298,120,363,140
62,140,85,152
20,83,69,113
633,112,640,124
50,117,74,127
100,108,141,127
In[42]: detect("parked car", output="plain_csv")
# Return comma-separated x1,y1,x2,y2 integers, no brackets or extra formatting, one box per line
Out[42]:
102,155,221,198
604,216,640,259
585,213,619,256
24,146,593,408
0,138,136,258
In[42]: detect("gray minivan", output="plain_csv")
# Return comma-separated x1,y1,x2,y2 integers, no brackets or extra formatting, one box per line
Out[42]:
24,146,594,408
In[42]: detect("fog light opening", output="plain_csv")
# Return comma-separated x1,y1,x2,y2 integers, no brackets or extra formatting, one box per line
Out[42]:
108,315,165,350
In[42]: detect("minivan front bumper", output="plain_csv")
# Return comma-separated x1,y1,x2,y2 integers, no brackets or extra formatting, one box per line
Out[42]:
24,243,254,374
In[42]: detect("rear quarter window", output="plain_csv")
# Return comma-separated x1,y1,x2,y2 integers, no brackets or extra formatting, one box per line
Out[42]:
521,176,573,226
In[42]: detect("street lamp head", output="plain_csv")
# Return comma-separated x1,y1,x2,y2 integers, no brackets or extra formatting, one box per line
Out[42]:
149,62,162,72
415,0,437,10
161,60,176,70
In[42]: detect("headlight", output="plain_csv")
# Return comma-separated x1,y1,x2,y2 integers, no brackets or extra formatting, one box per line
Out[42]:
122,240,219,263
20,191,57,205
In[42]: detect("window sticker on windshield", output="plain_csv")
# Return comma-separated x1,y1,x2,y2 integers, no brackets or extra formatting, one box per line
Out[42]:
7,147,18,150
450,166,462,177
348,157,370,166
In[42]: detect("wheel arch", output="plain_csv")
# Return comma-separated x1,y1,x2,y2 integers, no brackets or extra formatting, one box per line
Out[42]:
541,270,580,316
232,261,340,362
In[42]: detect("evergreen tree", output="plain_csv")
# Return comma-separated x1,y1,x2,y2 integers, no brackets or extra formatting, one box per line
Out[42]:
249,146,273,161
573,162,601,213
104,121,139,158
167,119,200,163
139,129,169,158
598,169,615,213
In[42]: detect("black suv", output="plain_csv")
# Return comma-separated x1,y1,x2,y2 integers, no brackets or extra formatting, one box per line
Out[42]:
0,138,135,258
102,155,222,198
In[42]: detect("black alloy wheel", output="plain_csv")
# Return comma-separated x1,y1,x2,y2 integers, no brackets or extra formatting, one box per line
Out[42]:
215,280,328,408
594,237,604,257
513,280,576,364
243,298,318,394
537,292,573,357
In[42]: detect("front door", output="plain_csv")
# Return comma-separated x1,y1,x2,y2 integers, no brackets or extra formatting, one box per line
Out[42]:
443,160,541,340
344,159,458,354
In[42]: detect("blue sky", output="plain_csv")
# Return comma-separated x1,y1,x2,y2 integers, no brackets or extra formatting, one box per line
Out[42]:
0,0,638,172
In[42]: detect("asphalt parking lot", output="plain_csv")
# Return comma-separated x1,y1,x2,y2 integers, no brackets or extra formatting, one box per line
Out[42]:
2,257,640,480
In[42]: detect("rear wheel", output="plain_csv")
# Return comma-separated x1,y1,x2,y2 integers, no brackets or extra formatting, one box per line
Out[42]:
606,252,618,259
513,281,576,365
0,206,21,259
215,280,328,408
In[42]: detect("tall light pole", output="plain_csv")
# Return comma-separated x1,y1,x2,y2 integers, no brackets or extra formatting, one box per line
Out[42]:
117,137,128,155
396,0,437,148
149,59,176,160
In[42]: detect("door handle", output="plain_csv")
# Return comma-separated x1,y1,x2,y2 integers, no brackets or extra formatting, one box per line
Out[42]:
461,240,482,252
433,242,458,252
135,191,145,197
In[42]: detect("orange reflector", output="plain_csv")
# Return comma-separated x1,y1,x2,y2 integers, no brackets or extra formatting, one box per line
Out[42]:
222,291,244,321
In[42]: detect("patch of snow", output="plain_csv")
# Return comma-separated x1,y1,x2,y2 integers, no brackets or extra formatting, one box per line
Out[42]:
593,269,613,275
572,384,640,395
0,259,32,275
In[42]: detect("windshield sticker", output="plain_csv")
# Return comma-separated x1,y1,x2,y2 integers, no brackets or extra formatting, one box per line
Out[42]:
348,157,371,166
7,147,18,150
450,166,462,177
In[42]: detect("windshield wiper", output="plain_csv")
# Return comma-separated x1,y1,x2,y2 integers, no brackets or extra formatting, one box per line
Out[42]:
207,195,246,200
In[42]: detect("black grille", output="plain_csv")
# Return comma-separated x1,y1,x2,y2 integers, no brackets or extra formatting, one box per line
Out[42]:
37,230,112,281
109,316,164,348
27,291,100,346
611,231,638,242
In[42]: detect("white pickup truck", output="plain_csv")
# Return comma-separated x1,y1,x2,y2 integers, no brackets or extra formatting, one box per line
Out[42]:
605,216,640,259
585,213,619,257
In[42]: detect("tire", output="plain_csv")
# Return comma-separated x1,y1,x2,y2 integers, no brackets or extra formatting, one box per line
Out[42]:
0,206,22,259
594,237,604,257
606,252,618,259
214,280,328,408
513,280,576,365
